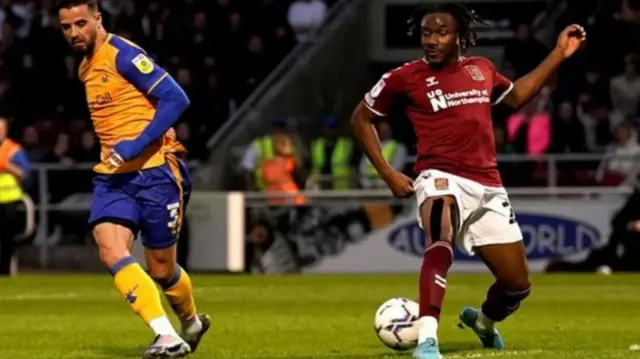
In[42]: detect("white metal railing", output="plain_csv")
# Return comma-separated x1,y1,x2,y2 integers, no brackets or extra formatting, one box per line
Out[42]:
242,186,633,208
228,149,640,188
18,162,205,268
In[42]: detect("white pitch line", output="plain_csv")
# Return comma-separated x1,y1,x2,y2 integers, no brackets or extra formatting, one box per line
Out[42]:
445,349,542,358
630,344,640,351
0,292,79,300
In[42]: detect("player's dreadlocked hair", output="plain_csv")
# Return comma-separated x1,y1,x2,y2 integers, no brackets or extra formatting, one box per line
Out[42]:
407,3,485,53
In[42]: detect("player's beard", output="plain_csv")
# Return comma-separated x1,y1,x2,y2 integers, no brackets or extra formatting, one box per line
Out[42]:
84,30,98,54
424,48,458,69
71,30,97,55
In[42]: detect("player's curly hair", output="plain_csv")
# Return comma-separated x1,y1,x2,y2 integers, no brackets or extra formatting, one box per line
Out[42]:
54,0,99,12
407,3,485,53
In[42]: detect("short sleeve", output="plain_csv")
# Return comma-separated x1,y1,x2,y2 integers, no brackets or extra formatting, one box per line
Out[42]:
10,149,30,174
115,45,168,95
491,65,514,106
362,70,405,117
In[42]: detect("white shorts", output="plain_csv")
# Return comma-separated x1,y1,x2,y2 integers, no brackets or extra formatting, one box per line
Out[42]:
414,169,523,255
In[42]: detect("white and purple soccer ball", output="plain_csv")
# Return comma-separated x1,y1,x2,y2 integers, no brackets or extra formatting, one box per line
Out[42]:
374,297,420,351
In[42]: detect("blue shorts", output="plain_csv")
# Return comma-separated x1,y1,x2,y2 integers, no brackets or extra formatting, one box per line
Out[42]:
88,157,192,249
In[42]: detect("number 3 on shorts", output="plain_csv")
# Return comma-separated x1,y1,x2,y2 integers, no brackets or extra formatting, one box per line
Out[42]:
167,202,180,234
501,200,516,225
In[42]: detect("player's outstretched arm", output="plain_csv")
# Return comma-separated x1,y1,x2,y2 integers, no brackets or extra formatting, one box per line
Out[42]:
111,49,190,162
502,24,586,110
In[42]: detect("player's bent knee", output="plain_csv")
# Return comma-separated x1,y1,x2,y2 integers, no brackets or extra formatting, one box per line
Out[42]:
145,247,178,282
483,282,532,322
504,283,532,313
498,266,530,292
149,263,182,290
148,260,177,281
92,222,135,267
507,275,531,293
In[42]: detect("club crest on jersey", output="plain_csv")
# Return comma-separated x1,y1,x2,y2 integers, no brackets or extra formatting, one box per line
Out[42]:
434,178,449,190
132,54,154,74
465,66,485,81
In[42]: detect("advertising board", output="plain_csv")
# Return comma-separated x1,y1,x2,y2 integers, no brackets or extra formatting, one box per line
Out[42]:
301,199,621,273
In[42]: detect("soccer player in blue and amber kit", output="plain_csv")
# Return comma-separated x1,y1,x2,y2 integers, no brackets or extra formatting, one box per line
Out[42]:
56,0,210,357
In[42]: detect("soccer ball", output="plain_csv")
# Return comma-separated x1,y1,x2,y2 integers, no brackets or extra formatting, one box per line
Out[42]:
374,297,420,351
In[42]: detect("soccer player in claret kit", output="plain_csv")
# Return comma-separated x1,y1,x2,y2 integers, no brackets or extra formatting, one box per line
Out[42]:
56,0,210,357
351,4,585,359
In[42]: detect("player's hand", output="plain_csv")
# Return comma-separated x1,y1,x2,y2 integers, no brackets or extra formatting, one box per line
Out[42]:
112,139,145,163
555,24,586,59
384,171,414,198
106,151,124,168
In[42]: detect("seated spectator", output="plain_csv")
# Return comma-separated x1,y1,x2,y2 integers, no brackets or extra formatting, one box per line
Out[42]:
231,35,273,103
21,125,47,162
550,101,587,153
502,22,548,78
578,101,616,153
47,132,74,166
610,54,640,120
70,130,99,163
175,122,207,164
596,121,640,186
577,68,610,106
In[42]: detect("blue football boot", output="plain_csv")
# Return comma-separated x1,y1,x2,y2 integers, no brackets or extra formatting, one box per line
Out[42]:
412,337,442,359
458,307,505,349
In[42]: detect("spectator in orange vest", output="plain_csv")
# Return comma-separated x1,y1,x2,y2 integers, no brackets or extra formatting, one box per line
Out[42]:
0,116,31,275
261,133,306,205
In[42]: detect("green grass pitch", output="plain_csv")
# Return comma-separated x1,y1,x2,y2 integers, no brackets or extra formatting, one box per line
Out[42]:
1,273,639,358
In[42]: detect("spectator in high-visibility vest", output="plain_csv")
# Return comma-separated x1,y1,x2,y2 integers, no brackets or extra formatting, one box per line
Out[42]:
261,133,306,205
359,119,407,189
311,115,359,189
0,116,30,276
240,116,306,190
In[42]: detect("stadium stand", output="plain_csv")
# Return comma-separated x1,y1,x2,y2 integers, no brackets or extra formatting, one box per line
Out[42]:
0,0,336,165
235,0,640,189
1,0,640,249
0,0,337,248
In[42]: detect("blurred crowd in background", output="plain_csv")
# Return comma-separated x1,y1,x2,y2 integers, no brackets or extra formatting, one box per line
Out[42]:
1,0,640,195
1,0,639,270
0,0,335,167
239,0,640,193
491,0,640,186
